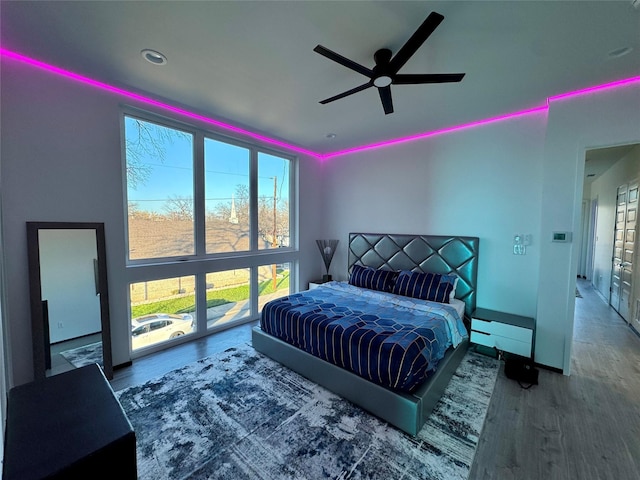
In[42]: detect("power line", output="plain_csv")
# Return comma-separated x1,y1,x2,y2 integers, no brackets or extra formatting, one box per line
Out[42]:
129,197,241,203
135,162,284,181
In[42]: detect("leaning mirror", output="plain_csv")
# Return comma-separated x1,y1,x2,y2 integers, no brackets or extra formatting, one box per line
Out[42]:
27,222,113,380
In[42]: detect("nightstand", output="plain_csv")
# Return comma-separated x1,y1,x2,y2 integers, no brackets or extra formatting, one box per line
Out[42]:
470,308,535,359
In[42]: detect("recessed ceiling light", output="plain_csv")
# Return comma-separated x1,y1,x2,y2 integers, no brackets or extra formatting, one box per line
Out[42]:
326,133,337,139
141,49,167,65
607,46,633,59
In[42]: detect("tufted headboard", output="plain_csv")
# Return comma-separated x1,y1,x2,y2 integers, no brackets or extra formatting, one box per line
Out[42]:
348,233,480,319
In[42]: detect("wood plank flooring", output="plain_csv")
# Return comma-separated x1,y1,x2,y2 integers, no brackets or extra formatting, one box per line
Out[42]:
469,278,640,480
111,279,640,479
110,321,258,392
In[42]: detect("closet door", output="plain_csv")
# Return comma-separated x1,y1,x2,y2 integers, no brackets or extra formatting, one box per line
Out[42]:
611,182,637,322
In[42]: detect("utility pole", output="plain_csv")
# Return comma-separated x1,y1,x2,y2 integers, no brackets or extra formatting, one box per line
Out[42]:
272,176,277,290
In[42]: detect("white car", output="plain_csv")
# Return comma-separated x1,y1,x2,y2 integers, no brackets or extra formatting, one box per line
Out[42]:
131,313,194,350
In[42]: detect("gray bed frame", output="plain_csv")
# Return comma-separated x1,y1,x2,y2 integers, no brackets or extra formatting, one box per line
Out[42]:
252,233,480,436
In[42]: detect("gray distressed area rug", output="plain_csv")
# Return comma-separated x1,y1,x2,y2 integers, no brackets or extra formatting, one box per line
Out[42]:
115,343,499,480
60,341,103,368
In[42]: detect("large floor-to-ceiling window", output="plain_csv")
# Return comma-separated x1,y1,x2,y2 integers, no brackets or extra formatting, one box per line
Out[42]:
123,111,297,356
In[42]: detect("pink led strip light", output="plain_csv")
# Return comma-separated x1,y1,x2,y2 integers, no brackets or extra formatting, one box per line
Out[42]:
323,104,549,159
326,74,640,159
2,48,639,160
0,49,320,159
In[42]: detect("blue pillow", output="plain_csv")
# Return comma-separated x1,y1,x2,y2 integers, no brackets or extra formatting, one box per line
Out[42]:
391,271,453,303
440,273,459,301
349,264,397,293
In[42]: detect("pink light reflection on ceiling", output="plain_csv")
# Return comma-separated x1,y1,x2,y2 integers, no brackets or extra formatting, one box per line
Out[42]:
321,105,549,159
0,49,320,159
1,48,638,160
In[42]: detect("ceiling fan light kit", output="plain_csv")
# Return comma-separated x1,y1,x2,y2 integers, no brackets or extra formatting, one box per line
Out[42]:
314,11,465,115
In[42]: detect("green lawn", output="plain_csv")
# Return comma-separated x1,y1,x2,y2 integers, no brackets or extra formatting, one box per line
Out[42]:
131,272,289,318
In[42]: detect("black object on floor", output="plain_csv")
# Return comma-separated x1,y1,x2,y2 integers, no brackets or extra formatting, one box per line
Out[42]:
2,364,136,480
504,352,539,389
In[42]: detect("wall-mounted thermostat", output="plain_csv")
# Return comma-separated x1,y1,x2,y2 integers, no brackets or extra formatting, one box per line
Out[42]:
552,231,572,243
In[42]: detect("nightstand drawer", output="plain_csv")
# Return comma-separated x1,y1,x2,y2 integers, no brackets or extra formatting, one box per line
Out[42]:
471,318,532,343
470,330,532,357
470,309,535,359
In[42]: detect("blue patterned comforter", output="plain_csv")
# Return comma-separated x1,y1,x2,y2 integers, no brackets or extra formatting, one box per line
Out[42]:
260,281,468,392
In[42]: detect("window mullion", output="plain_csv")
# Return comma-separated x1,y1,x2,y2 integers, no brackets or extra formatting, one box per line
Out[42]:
249,149,259,252
249,150,259,316
194,132,207,332
250,266,259,318
194,131,205,256
196,273,207,333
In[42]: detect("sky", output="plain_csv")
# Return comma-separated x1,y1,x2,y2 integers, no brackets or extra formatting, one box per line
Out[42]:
125,116,289,214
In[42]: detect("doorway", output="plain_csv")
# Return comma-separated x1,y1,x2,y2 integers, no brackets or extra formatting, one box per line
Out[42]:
580,144,640,324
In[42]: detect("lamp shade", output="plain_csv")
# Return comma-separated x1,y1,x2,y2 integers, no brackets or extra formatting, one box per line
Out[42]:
316,239,339,280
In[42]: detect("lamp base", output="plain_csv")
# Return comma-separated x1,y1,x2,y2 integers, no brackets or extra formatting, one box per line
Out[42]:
322,274,332,282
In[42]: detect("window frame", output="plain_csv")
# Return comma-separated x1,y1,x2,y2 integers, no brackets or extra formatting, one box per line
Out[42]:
120,107,299,357
122,112,197,263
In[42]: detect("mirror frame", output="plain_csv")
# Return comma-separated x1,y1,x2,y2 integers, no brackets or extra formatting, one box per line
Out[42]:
27,222,113,380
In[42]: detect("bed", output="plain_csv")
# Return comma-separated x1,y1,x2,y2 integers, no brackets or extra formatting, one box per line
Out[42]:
252,233,479,435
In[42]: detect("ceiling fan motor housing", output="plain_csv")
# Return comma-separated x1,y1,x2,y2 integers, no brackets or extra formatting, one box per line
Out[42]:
314,11,466,114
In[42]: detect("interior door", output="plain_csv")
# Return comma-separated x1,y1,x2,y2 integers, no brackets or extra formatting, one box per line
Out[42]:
611,185,625,313
611,182,637,322
621,183,638,321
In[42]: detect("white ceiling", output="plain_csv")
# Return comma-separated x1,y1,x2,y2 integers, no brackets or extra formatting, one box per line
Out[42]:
1,1,639,155
585,143,638,185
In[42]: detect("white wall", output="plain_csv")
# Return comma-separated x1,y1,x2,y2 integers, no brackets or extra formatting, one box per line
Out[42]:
1,61,126,386
539,84,640,373
323,83,640,373
0,59,323,386
322,113,547,319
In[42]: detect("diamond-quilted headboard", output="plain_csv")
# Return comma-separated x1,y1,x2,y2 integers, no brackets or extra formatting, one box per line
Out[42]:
348,233,480,318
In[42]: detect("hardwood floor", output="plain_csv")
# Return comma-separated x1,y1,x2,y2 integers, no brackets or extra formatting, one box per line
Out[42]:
111,280,640,479
48,332,102,377
469,278,640,480
110,321,258,392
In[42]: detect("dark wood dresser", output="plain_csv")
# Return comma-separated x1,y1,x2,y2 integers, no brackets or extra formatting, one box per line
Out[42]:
3,363,136,479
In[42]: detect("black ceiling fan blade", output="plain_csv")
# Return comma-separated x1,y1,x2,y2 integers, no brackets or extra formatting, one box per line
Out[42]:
388,12,444,74
378,86,394,114
393,73,465,84
314,45,374,78
319,82,373,104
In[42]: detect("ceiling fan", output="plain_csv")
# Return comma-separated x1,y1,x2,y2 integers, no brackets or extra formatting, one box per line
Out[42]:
314,11,465,115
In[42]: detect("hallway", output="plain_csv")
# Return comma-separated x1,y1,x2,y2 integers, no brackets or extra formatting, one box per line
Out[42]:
470,278,640,479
